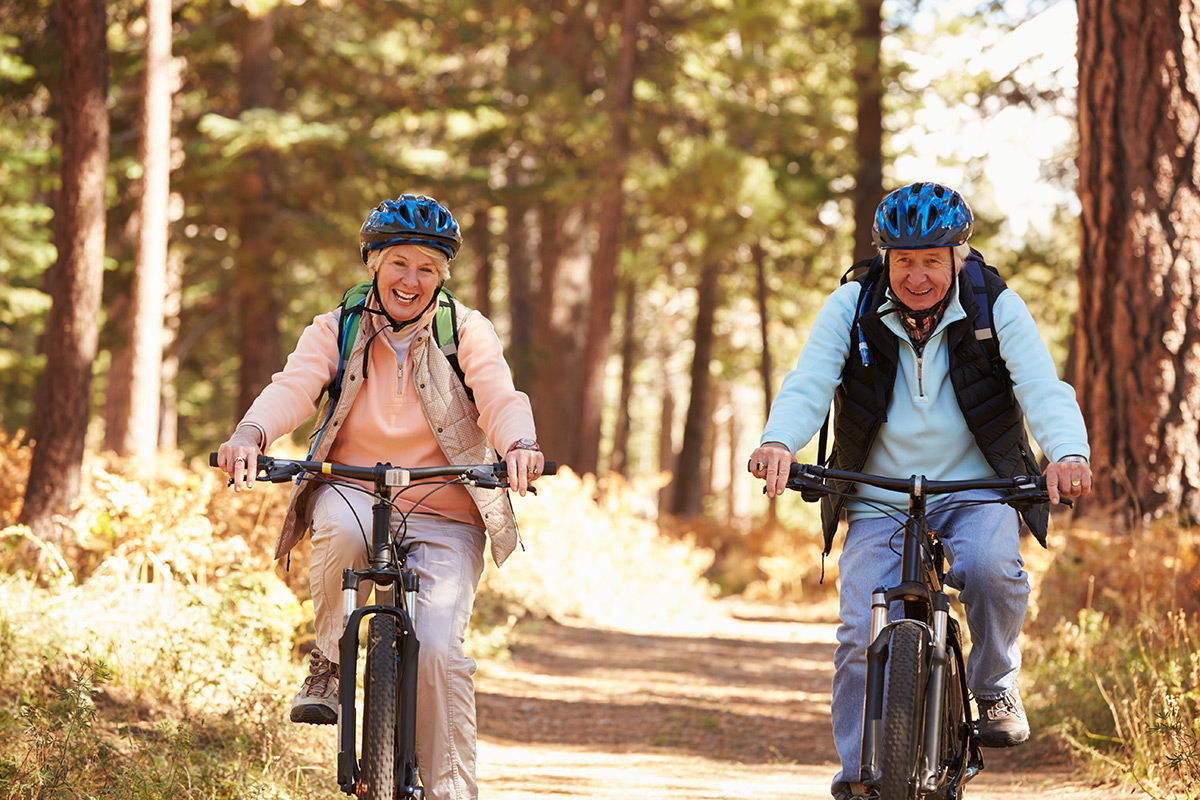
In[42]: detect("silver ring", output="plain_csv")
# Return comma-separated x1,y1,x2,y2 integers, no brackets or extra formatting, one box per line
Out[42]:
235,457,246,464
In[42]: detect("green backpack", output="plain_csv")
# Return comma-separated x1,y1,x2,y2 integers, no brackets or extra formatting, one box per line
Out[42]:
308,282,471,458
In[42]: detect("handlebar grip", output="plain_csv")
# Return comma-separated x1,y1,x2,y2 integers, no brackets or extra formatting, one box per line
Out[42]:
209,452,218,467
542,461,557,475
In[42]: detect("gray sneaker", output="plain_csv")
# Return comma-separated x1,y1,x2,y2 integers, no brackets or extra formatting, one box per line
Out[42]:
290,649,339,725
977,686,1029,747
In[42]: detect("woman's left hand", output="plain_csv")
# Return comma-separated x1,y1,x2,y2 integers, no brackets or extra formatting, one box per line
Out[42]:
504,444,545,496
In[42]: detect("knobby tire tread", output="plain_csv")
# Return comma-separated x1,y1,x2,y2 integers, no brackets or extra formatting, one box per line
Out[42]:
362,614,397,800
879,621,927,800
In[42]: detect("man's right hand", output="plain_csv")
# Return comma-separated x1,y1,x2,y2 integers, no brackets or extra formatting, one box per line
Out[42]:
747,442,795,498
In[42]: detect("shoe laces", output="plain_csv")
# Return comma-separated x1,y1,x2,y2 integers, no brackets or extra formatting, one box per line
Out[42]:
984,690,1020,720
302,651,339,696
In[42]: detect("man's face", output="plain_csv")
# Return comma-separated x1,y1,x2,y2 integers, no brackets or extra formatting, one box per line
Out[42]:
888,248,955,310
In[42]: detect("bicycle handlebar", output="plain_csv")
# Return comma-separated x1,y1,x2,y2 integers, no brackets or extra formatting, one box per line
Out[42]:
790,463,1047,495
209,453,558,489
785,463,1071,507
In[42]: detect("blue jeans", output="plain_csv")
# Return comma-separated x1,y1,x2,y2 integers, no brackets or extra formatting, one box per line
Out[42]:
829,490,1029,793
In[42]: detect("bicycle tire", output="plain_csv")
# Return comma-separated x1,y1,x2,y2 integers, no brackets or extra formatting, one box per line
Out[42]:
879,621,928,800
361,614,397,800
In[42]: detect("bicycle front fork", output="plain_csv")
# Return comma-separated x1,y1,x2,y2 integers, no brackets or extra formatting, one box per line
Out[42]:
859,588,954,794
335,567,423,798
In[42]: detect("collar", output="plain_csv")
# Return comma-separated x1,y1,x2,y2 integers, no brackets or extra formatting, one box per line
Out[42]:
879,274,966,341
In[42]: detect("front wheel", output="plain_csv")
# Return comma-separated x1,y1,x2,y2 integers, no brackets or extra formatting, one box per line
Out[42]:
878,621,928,800
361,614,397,800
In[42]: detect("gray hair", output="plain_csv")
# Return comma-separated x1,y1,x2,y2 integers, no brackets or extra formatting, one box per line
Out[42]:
879,242,972,272
365,244,451,282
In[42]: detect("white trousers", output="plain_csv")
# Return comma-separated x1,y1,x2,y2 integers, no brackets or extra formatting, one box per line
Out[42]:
309,484,487,800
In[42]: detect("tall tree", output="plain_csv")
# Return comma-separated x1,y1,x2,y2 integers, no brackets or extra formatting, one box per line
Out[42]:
20,0,109,540
577,0,646,476
852,0,885,261
1075,0,1200,522
123,0,173,458
234,8,282,417
672,256,720,517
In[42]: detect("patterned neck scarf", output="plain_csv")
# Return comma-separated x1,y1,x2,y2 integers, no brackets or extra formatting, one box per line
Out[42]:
897,291,951,348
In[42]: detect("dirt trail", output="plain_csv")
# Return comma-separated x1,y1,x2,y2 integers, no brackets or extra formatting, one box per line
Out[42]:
474,601,1132,800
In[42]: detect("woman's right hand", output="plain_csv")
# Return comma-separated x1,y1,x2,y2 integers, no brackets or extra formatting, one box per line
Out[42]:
747,442,795,499
216,428,261,492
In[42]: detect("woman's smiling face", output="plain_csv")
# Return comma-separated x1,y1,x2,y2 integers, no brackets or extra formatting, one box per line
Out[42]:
888,248,955,310
374,245,441,321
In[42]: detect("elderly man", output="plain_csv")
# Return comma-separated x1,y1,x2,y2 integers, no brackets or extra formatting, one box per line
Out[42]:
748,182,1092,800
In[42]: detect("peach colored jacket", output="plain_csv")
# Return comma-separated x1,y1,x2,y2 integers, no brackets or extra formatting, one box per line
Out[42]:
240,290,535,566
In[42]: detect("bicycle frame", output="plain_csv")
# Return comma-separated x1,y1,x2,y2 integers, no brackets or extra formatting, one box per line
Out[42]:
786,465,1052,800
211,453,547,800
335,463,422,798
856,476,980,798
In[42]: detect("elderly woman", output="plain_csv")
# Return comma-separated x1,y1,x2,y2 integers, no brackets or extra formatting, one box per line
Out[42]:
748,182,1092,800
216,194,543,800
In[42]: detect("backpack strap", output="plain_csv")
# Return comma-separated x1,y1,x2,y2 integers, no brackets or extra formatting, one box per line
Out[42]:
817,256,882,467
433,287,473,403
331,281,373,403
961,249,1002,365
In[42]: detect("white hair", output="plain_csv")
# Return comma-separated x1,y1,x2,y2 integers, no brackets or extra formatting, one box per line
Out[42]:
879,242,972,272
365,244,451,281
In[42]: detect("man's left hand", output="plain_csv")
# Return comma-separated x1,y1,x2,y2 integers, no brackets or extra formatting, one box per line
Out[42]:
1044,460,1092,504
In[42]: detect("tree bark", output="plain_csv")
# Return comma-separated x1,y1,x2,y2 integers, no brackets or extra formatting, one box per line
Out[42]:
124,0,173,458
1075,0,1200,522
609,279,638,477
753,242,778,523
469,204,494,319
506,174,536,393
671,258,720,517
577,0,645,476
852,0,885,262
20,0,109,540
530,202,590,469
235,9,282,417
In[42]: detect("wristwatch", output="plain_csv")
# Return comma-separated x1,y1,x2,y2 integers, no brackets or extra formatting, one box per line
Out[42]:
507,438,540,454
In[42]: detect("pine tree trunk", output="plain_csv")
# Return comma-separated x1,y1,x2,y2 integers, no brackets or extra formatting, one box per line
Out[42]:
235,10,282,417
577,0,645,476
20,0,109,541
531,202,590,469
609,280,637,477
671,259,720,517
1076,0,1200,522
124,0,173,458
753,242,778,524
852,0,885,262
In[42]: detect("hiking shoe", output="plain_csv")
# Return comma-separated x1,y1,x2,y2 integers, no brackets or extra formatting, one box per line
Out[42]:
977,686,1029,747
290,649,339,725
832,781,869,799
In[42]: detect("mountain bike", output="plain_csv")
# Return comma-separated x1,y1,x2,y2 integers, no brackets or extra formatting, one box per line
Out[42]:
210,453,555,800
784,463,1062,800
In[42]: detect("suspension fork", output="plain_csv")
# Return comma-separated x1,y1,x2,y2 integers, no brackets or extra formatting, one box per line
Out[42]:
859,587,890,786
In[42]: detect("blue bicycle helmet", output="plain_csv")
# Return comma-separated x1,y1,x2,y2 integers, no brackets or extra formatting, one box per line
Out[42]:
872,182,973,249
359,194,462,263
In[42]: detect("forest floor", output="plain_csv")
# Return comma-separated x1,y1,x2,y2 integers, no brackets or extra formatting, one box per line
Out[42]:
474,599,1137,800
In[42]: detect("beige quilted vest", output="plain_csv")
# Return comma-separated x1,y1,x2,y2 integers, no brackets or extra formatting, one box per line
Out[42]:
272,295,521,567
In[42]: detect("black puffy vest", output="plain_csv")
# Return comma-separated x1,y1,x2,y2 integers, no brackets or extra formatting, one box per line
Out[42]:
819,260,1049,554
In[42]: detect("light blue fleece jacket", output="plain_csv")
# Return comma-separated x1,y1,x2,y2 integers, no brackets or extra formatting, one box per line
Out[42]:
760,275,1090,518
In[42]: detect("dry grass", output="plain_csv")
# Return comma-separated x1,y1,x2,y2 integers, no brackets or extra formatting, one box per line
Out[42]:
1024,519,1200,799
